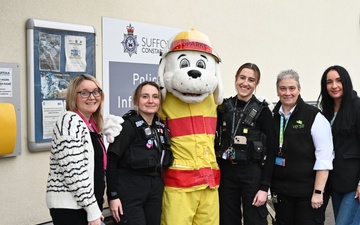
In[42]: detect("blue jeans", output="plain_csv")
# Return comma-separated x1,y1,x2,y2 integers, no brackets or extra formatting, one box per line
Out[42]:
332,190,360,225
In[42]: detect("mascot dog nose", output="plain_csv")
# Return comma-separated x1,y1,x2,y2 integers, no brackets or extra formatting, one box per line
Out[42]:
188,70,201,79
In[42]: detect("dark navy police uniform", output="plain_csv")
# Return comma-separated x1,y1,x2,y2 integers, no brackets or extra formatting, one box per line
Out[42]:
106,110,173,225
215,96,275,225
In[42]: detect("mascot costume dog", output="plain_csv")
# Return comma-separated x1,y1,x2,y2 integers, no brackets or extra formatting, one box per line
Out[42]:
158,29,223,225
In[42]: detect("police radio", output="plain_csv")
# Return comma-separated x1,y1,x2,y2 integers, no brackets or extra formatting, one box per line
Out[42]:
143,127,153,139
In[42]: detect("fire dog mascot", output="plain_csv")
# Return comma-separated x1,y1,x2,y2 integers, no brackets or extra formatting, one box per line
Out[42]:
158,29,224,225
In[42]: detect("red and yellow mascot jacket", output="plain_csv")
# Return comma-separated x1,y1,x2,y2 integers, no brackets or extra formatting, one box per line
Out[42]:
160,92,220,192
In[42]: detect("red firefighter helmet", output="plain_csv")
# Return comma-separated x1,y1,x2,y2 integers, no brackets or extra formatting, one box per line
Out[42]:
164,28,221,63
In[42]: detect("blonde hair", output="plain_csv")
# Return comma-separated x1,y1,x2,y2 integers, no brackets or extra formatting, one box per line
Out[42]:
66,74,104,131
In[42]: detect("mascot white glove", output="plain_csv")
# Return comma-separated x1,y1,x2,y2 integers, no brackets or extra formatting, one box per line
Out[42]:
103,114,124,143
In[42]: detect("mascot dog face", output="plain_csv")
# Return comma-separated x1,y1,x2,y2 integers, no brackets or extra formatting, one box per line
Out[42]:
158,29,223,104
160,50,219,104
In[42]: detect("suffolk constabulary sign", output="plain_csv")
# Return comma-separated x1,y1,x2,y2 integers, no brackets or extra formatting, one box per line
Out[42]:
102,17,182,117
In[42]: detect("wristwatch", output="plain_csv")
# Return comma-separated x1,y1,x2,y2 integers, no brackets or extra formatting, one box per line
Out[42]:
314,189,323,194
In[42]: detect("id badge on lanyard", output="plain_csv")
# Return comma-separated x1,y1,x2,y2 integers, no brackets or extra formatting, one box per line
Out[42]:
276,114,287,167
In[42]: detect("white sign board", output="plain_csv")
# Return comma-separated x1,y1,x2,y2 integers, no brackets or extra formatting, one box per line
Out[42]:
102,17,182,116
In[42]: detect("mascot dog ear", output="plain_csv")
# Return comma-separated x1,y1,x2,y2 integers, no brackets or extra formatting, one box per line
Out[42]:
213,62,224,105
158,57,167,101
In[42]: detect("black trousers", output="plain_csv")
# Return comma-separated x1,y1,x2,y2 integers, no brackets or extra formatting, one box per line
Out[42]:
50,185,104,225
50,208,87,225
272,192,330,225
115,170,164,225
219,161,268,225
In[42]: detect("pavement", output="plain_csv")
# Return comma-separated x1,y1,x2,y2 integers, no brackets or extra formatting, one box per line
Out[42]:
325,200,335,225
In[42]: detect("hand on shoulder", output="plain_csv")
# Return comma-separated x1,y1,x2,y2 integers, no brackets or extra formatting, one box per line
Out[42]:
103,114,124,143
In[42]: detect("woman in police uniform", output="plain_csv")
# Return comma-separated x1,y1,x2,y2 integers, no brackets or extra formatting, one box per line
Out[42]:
106,81,173,225
215,63,276,225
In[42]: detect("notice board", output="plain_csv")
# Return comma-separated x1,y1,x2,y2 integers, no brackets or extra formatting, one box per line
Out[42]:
26,18,96,152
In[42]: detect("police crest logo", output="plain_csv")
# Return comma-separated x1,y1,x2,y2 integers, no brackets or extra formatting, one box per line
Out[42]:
121,24,139,57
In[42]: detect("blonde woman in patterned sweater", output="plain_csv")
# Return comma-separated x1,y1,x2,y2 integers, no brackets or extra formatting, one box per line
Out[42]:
46,74,109,225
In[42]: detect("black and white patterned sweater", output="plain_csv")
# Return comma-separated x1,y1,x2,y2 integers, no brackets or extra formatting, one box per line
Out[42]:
46,111,101,221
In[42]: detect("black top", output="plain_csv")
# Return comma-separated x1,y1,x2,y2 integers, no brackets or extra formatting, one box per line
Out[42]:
90,131,105,210
330,96,360,192
272,96,320,197
217,96,276,191
106,112,169,200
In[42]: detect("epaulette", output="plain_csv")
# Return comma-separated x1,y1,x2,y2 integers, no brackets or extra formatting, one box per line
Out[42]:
218,98,235,114
122,110,137,120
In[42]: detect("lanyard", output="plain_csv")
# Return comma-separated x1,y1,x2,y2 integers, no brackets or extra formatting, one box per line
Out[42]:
330,113,337,126
76,110,107,170
230,97,252,143
278,113,289,156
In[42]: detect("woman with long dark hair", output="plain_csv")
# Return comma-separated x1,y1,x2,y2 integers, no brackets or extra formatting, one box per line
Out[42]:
317,65,360,225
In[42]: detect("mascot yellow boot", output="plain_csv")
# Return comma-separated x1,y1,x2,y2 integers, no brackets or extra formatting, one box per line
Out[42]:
158,29,223,225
